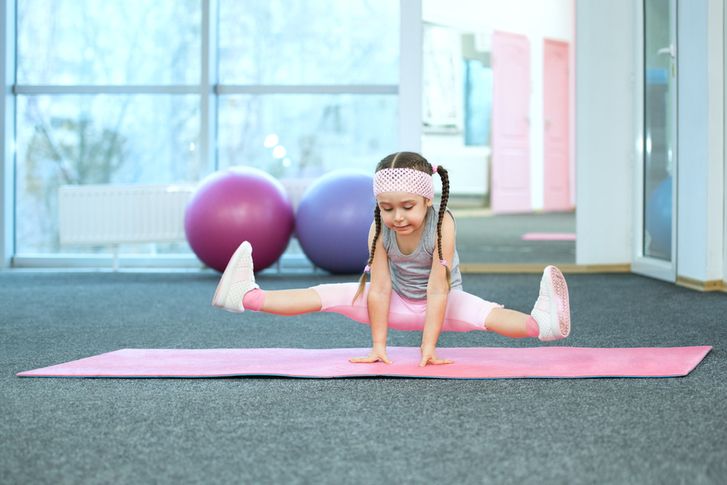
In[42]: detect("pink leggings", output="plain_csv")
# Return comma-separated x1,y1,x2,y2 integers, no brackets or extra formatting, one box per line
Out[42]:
311,283,503,333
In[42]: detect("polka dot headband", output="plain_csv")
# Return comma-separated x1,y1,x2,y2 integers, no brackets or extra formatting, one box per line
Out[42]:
373,165,438,200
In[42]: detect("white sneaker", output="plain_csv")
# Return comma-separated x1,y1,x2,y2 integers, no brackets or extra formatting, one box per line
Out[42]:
211,241,259,313
531,265,571,341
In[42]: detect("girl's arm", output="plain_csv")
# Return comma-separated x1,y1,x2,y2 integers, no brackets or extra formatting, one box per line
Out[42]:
420,212,457,366
367,221,392,349
350,222,393,364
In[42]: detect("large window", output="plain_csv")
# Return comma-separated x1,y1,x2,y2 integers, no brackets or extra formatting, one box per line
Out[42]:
12,0,399,256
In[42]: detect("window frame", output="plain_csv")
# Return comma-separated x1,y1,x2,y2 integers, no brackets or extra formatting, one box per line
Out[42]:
4,0,410,268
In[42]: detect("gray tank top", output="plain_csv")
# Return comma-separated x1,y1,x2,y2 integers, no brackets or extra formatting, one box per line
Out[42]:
382,207,463,300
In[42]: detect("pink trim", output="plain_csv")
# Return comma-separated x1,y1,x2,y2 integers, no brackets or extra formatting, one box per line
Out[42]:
521,232,576,241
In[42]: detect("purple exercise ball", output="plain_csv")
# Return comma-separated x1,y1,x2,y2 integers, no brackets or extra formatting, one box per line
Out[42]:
184,167,294,272
296,170,375,274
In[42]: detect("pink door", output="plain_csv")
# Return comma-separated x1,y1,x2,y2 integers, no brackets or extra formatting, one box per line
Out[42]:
543,39,572,211
491,31,531,213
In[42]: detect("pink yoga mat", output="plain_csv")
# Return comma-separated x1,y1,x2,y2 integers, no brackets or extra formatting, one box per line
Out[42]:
17,346,711,379
521,232,576,241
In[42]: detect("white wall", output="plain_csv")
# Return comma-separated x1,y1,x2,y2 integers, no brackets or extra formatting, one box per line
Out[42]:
575,0,634,265
422,0,574,206
677,0,725,282
420,135,490,195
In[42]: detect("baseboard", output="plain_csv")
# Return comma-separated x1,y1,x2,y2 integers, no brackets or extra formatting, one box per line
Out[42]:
460,263,631,274
675,276,727,292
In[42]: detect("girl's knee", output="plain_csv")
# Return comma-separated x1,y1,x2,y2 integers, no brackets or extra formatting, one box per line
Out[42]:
312,283,367,311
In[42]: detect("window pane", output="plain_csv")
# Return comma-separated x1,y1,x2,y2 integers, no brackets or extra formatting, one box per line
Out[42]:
16,95,201,253
17,0,200,85
218,95,397,177
218,0,399,85
643,0,674,261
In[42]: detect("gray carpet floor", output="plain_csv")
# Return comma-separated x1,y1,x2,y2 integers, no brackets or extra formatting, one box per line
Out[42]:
454,211,576,264
1,271,725,484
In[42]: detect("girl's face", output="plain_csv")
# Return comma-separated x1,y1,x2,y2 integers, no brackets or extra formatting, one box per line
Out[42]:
376,192,433,236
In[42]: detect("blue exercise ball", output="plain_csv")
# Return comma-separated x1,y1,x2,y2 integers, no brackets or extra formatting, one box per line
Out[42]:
185,167,294,272
296,170,375,274
646,176,672,256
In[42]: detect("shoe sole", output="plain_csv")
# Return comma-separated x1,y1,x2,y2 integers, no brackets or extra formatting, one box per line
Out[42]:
211,243,251,311
546,265,570,338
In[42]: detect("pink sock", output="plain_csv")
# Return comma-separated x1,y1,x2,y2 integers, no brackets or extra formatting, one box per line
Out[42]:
525,316,540,338
242,289,266,311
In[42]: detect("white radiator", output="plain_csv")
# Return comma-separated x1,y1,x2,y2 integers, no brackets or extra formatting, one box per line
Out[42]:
58,184,195,246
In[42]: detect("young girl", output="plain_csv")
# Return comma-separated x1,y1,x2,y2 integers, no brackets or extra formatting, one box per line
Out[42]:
212,151,570,367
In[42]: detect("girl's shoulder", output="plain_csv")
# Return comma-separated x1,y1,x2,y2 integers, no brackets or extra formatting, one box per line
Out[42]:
430,207,456,231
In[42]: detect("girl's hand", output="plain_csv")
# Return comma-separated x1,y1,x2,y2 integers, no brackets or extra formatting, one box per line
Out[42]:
349,346,392,364
419,345,454,367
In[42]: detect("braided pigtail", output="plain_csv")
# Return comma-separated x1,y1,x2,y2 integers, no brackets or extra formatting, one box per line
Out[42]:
353,205,382,303
435,165,452,289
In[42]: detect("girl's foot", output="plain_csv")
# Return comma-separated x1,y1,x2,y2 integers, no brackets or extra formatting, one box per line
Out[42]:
211,241,259,313
530,265,571,341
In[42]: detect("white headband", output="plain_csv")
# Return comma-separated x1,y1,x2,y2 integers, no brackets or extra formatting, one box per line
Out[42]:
373,168,434,200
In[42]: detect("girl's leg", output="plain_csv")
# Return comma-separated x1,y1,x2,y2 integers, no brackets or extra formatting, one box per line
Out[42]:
443,291,536,338
484,308,537,338
484,265,572,341
442,290,503,333
313,283,370,323
217,248,428,323
212,242,393,318
245,288,548,341
213,241,321,315
254,288,322,315
313,283,429,331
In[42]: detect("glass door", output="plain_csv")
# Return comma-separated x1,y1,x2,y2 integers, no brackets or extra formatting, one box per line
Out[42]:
633,0,677,281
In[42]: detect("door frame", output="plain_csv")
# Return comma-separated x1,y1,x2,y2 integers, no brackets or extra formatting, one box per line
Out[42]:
632,0,678,282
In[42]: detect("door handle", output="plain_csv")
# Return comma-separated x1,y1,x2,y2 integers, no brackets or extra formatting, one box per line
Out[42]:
657,45,676,58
